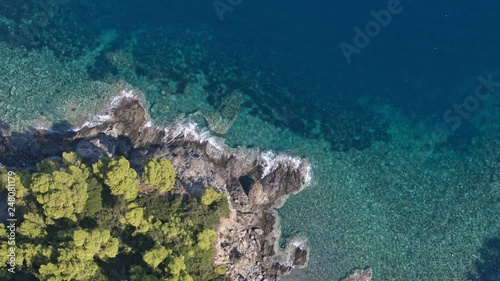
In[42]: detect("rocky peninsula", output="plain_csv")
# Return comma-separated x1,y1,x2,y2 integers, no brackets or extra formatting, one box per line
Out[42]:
0,86,312,280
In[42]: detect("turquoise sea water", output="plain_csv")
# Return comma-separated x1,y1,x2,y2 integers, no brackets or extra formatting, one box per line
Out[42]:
1,1,499,280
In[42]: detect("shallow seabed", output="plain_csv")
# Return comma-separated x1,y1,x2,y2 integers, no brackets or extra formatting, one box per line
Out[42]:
1,35,499,281
224,102,500,281
1,3,499,279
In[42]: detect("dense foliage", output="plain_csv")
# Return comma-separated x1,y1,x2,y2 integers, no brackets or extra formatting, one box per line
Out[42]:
142,158,177,193
0,153,230,281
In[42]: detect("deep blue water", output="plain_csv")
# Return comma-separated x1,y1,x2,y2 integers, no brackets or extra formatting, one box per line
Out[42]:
1,0,499,280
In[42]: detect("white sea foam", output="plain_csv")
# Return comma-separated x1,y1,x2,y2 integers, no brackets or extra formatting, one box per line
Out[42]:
109,89,136,108
163,121,225,155
39,87,311,188
260,150,311,184
76,89,141,130
162,121,312,188
79,114,112,129
301,164,312,188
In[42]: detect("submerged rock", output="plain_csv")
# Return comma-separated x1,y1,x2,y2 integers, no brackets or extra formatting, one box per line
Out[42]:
340,268,373,281
198,89,244,134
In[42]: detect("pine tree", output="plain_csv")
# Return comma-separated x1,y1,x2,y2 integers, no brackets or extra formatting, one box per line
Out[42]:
197,229,217,250
142,158,176,193
201,188,224,206
143,244,171,269
93,157,139,201
30,155,90,222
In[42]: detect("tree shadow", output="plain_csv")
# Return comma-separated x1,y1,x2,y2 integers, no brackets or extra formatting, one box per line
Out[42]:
48,120,74,132
0,120,77,169
469,233,500,281
0,119,131,170
0,120,11,163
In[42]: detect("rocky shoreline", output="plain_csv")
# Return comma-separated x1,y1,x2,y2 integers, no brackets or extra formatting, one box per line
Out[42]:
0,86,312,280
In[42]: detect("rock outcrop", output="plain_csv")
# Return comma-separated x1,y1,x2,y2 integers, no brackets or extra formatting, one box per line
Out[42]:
0,87,311,280
340,268,373,281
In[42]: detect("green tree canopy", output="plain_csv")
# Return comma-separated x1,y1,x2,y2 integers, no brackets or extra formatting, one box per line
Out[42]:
82,177,104,216
125,206,144,227
143,244,171,269
197,229,217,250
18,212,47,239
38,255,99,281
5,152,230,281
72,228,119,260
201,188,224,206
38,228,119,280
167,255,187,276
0,169,29,206
142,158,176,193
93,157,139,201
30,156,90,222
130,265,160,281
17,243,53,269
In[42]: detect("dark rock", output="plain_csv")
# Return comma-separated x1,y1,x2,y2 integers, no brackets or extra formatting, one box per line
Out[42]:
293,248,308,266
